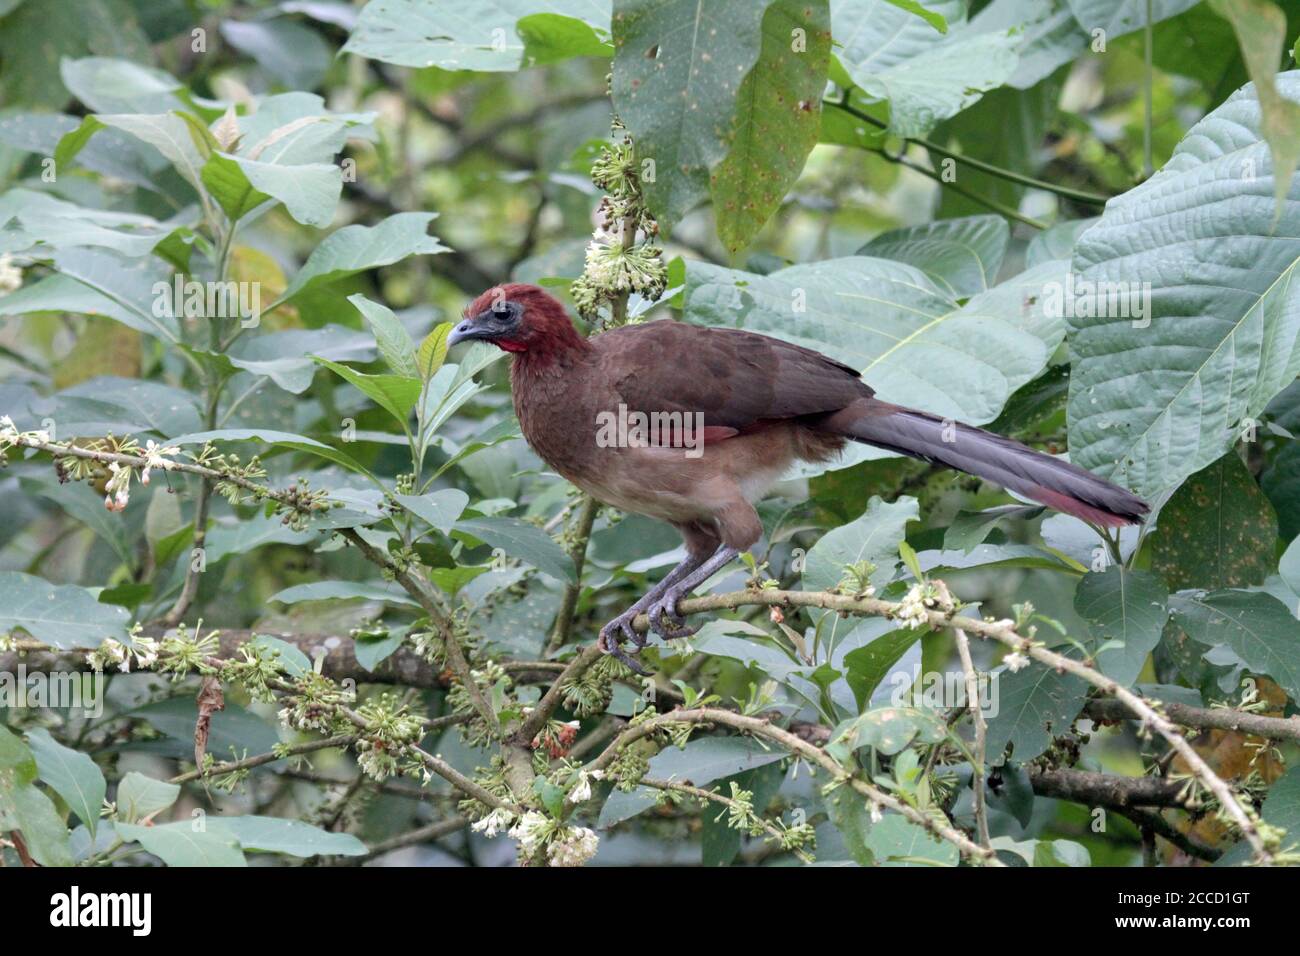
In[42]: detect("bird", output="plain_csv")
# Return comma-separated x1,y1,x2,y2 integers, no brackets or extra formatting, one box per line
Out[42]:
448,283,1148,671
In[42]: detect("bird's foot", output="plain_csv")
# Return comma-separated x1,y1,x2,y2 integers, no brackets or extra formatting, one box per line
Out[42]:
645,587,699,640
597,610,651,676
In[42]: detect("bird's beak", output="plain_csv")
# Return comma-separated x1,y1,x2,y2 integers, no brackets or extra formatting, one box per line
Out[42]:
448,318,482,347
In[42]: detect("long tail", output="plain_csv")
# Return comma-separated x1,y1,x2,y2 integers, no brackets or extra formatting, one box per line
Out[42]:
821,399,1149,527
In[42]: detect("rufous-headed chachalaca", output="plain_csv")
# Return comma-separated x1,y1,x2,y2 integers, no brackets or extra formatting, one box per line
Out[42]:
449,283,1148,671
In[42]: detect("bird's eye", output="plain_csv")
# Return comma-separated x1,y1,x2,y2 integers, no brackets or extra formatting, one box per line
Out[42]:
492,301,510,316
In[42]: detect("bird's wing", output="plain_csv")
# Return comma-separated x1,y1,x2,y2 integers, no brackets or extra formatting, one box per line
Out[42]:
595,320,870,431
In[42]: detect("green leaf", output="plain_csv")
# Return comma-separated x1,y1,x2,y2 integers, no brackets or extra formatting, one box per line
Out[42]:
843,628,927,710
343,0,612,71
26,729,106,838
394,489,470,536
269,580,422,608
1150,452,1279,590
116,820,247,867
280,214,448,305
824,782,874,864
115,771,180,824
834,0,1019,137
865,813,959,866
207,816,367,858
416,322,454,383
311,356,422,427
802,495,918,641
858,215,1010,298
943,504,1044,552
1170,590,1300,700
61,57,184,113
1033,838,1091,866
95,112,207,193
1067,72,1300,500
710,0,831,252
647,736,788,785
983,660,1088,763
200,151,270,221
612,0,775,226
220,18,333,89
350,295,420,379
454,516,576,583
1073,566,1169,687
0,572,132,648
8,783,74,866
0,271,176,342
0,7,152,110
228,155,343,228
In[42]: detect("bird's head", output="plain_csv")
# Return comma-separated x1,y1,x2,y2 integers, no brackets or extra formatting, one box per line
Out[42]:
449,283,582,355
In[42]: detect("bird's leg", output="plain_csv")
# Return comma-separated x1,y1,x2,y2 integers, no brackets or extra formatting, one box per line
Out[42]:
645,545,741,639
597,553,705,664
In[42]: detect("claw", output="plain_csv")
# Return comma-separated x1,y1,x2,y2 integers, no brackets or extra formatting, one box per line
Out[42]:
599,633,650,675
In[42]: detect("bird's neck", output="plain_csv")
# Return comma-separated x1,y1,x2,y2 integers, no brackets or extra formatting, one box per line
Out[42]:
509,326,593,377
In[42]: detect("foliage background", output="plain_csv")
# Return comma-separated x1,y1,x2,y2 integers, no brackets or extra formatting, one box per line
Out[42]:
0,0,1299,867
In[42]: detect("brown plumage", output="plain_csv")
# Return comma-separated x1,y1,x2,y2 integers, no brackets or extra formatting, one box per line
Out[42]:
450,283,1148,668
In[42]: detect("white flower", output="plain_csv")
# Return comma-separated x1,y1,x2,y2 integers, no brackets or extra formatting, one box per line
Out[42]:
569,769,602,804
130,635,160,669
896,583,936,630
140,440,179,485
104,461,132,511
508,810,554,856
0,416,16,443
1004,651,1030,673
870,802,883,824
0,255,22,295
547,826,599,867
471,807,516,838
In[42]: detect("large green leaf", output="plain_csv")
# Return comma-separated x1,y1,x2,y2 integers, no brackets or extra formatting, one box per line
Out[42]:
394,489,470,536
858,214,1010,298
115,771,180,824
269,580,422,608
0,9,151,110
1171,590,1300,700
833,0,1019,137
351,295,419,379
709,0,831,252
1067,73,1300,500
1210,0,1300,213
1149,452,1279,590
984,660,1088,764
1073,566,1169,687
279,214,448,305
612,0,774,226
116,820,247,867
207,816,367,858
26,729,106,838
344,0,612,71
454,516,576,583
311,356,422,427
0,572,131,648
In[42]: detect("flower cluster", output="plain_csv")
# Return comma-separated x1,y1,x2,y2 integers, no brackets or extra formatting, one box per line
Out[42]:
569,120,667,326
354,693,426,782
86,631,160,673
0,415,52,467
896,582,941,630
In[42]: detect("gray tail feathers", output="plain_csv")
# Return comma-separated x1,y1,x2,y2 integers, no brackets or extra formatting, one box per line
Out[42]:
824,400,1149,527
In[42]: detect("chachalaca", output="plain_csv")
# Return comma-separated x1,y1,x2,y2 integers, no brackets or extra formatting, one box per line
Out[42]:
449,283,1148,670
